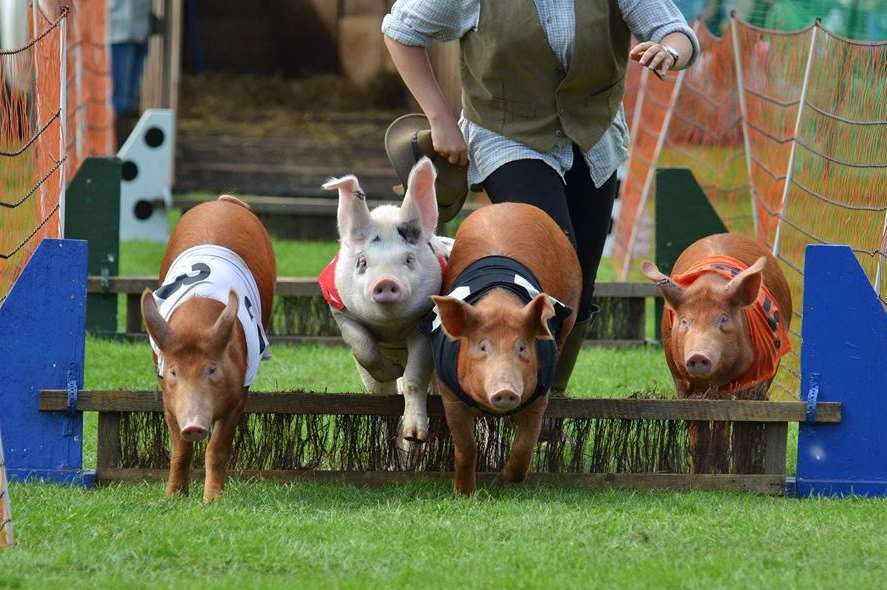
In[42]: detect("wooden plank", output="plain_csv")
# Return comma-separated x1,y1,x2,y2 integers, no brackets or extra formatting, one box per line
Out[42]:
94,468,785,494
96,413,123,479
39,390,842,423
126,294,142,334
763,422,789,475
87,276,660,300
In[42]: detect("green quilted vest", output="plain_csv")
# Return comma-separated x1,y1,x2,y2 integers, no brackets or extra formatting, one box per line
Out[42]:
460,0,630,153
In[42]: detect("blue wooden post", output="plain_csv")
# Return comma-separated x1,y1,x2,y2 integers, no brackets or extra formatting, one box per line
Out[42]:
0,239,90,485
795,244,887,497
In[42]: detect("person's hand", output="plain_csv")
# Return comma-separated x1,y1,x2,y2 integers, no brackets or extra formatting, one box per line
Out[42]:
629,41,677,80
429,115,468,166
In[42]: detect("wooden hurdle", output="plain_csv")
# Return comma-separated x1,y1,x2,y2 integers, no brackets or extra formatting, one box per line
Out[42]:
39,390,841,495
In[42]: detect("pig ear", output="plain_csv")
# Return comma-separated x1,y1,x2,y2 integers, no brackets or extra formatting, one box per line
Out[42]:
400,157,438,236
210,290,239,352
522,294,556,341
725,256,766,308
432,295,478,340
324,174,372,244
142,289,172,350
642,260,684,309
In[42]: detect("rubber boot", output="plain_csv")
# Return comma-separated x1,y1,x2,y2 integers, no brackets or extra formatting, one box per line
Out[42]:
550,305,600,397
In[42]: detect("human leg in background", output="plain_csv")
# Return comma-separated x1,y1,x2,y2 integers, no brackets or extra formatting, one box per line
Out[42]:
111,41,148,149
482,153,617,394
552,146,619,394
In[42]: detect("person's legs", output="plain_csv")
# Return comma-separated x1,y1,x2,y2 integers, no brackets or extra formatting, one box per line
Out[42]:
563,146,619,321
550,145,619,394
111,42,148,148
481,158,575,242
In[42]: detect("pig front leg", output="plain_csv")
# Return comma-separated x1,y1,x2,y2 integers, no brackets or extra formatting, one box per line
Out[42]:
164,408,194,496
397,330,432,442
443,393,478,496
333,312,403,384
203,398,245,503
501,396,547,485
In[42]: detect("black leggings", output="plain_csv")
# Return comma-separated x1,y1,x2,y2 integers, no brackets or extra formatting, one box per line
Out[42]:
482,144,618,322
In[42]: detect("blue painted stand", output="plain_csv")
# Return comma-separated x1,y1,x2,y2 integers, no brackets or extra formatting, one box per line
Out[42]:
796,244,887,497
0,239,92,485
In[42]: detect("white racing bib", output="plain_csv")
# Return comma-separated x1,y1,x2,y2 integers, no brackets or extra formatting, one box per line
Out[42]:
150,245,271,386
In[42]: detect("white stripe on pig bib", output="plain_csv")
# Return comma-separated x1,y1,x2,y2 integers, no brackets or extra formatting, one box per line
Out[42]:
150,245,270,386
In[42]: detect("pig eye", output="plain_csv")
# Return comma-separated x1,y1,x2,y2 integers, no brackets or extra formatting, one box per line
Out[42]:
405,253,416,267
679,317,690,329
717,314,730,326
516,342,529,356
478,340,490,354
207,365,217,376
169,367,177,378
356,255,367,274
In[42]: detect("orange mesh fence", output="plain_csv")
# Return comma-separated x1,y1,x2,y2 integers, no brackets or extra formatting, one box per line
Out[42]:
612,65,683,279
770,25,887,398
57,0,113,174
2,1,113,305
732,19,816,250
0,428,11,548
658,24,752,235
616,16,887,398
0,5,66,304
81,0,114,156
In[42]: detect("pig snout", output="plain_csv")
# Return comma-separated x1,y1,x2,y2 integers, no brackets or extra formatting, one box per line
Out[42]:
489,388,521,411
486,372,524,412
685,352,714,377
371,277,403,304
180,418,210,442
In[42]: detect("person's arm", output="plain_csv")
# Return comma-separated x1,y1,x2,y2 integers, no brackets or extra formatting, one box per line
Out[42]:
382,0,474,166
384,38,468,166
620,0,701,78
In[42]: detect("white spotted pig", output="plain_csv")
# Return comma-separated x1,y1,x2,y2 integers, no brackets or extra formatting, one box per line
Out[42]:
318,157,450,443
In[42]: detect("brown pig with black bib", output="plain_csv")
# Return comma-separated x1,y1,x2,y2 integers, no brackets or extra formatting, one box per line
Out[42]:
426,202,580,495
140,195,276,502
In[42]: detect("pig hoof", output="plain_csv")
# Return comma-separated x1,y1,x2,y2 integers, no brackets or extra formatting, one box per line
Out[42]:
202,491,222,504
401,418,429,443
165,484,189,497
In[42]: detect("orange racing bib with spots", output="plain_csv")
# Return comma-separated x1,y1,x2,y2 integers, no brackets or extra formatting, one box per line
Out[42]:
663,256,791,392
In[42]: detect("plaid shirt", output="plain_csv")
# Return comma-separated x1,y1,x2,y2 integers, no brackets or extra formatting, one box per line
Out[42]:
382,0,699,189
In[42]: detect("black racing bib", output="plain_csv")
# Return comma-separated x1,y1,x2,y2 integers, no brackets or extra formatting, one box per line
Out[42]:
423,256,572,417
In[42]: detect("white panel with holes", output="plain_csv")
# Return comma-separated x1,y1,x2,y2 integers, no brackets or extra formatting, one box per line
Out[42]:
118,109,175,242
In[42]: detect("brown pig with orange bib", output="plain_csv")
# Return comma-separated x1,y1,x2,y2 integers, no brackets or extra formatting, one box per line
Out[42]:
642,233,792,472
140,195,276,502
426,203,580,495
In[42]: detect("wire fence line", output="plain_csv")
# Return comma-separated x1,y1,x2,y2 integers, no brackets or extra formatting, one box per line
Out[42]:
614,15,887,398
0,1,113,305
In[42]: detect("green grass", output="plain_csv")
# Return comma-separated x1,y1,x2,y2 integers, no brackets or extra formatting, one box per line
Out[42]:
4,480,886,589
